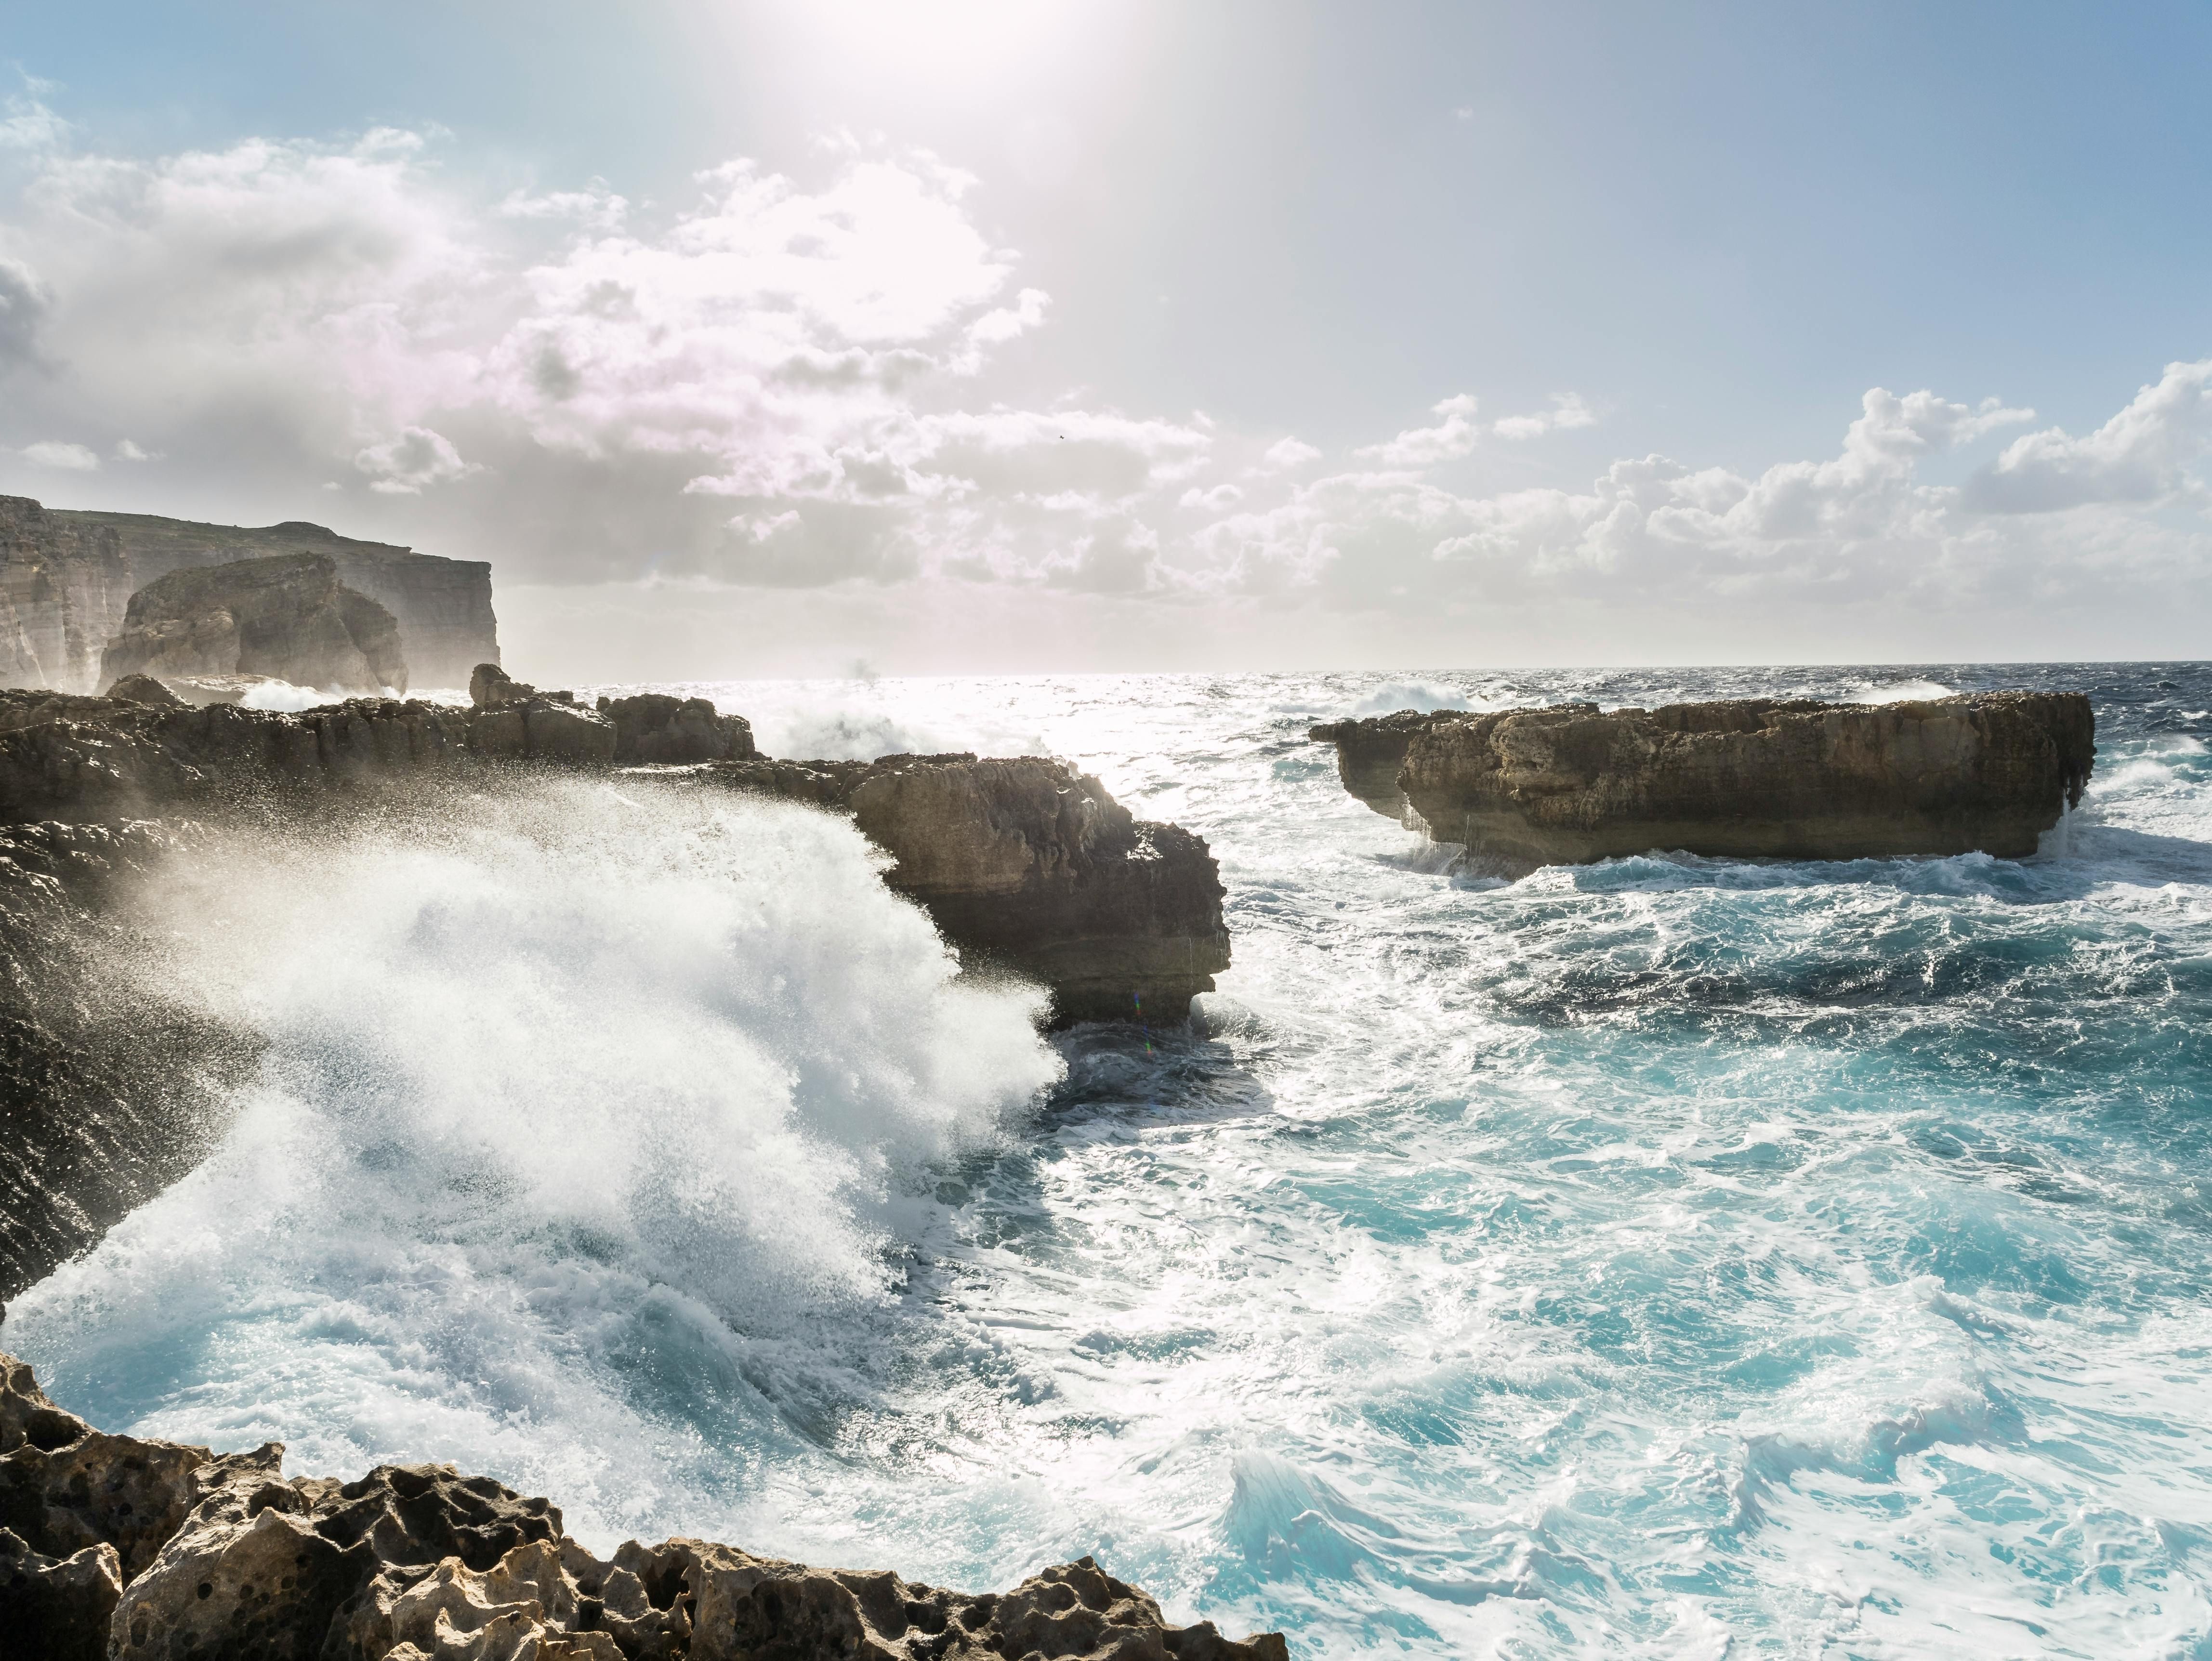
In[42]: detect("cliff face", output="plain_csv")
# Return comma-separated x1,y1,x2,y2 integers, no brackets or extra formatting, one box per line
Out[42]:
0,1353,1289,1661
0,500,499,692
0,500,137,694
1314,693,2095,872
100,554,408,695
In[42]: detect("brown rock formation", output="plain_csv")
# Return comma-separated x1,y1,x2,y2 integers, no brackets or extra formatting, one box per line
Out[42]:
0,683,1227,1028
706,753,1231,1024
0,1353,1288,1661
100,553,409,696
1313,693,2095,872
596,693,757,764
0,499,500,694
53,506,501,689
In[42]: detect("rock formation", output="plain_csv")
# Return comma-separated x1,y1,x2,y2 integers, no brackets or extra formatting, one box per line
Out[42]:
0,498,500,694
100,553,409,696
54,506,500,689
1313,693,2095,872
705,753,1231,1024
0,676,1224,1026
0,499,138,696
0,822,260,1303
0,1353,1288,1661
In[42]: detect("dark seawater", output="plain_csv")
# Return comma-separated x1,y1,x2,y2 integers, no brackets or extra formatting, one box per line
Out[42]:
10,662,2211,1658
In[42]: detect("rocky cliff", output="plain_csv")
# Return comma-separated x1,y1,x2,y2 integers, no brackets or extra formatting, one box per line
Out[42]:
706,753,1232,1025
100,553,409,696
0,500,137,695
0,498,499,693
0,1353,1288,1661
1313,693,2095,872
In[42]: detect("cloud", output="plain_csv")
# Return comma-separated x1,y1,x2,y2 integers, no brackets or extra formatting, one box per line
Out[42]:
1967,359,2212,512
0,115,2207,645
21,439,98,470
355,425,481,494
1356,393,1482,468
0,92,67,152
1491,392,1597,439
0,255,47,369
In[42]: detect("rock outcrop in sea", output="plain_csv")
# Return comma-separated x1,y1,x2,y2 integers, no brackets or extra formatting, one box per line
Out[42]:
99,553,409,697
0,669,1226,1297
0,497,499,693
1312,692,2095,872
0,1353,1289,1661
705,754,1231,1025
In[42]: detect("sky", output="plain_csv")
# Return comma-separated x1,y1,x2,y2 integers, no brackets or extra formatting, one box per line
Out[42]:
1,0,2209,680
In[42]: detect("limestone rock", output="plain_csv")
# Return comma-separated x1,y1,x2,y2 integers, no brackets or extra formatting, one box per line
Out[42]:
0,1352,1289,1661
1314,692,2096,872
100,553,409,696
46,504,500,690
0,498,138,695
1306,710,1432,817
0,1528,121,1661
597,694,756,764
706,754,1231,1024
100,675,186,709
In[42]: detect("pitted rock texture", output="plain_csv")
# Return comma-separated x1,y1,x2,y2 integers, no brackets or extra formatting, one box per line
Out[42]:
0,1353,1290,1661
705,753,1232,1024
1314,692,2095,872
100,553,409,697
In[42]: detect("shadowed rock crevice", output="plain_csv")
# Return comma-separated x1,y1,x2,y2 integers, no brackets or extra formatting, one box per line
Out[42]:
1314,692,2095,872
0,1354,1290,1661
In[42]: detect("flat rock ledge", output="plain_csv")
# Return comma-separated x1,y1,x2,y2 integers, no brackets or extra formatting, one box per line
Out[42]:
0,1353,1288,1661
1312,692,2094,873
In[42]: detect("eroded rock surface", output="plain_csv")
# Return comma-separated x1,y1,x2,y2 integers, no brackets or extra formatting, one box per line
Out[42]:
0,822,262,1302
1313,693,2095,872
706,753,1231,1024
596,694,756,765
100,553,409,697
0,1353,1289,1661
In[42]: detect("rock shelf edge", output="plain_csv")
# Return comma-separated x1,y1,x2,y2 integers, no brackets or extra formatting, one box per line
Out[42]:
0,1352,1289,1661
1311,692,2094,872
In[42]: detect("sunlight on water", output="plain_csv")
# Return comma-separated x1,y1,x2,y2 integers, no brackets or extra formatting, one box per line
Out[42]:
10,662,2212,1657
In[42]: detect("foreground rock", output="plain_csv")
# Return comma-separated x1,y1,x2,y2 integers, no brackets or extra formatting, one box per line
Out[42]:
0,823,261,1303
0,1353,1288,1661
706,754,1231,1024
100,553,409,696
1313,692,2095,872
0,497,500,694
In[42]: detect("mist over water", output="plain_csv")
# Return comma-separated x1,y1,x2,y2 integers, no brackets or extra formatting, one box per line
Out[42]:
10,663,2212,1657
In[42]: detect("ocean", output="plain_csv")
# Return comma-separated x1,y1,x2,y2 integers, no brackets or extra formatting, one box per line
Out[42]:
8,661,2210,1658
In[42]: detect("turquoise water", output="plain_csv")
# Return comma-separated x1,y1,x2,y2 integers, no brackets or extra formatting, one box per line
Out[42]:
10,663,2212,1657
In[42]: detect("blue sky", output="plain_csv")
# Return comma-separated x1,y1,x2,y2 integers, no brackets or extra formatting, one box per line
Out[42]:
2,1,2208,676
